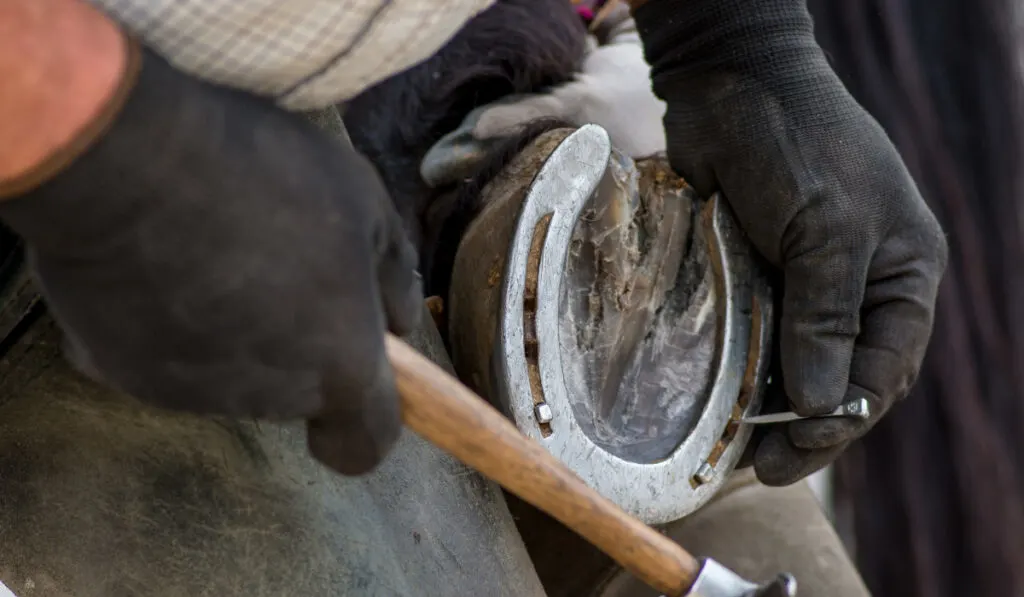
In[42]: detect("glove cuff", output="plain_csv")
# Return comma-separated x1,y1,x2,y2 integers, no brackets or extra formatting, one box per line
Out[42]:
0,43,205,255
0,33,142,200
633,0,817,82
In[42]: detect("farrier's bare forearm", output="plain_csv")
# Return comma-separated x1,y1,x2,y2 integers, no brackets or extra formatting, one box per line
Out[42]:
0,0,132,195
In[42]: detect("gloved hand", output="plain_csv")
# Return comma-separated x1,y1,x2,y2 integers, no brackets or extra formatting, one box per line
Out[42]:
0,40,422,476
634,0,948,485
471,9,667,158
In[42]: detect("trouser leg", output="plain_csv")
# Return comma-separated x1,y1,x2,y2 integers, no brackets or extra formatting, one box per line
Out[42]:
595,468,871,597
0,306,545,597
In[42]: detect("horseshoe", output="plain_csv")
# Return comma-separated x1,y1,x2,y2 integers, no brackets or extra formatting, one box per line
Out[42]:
490,124,774,524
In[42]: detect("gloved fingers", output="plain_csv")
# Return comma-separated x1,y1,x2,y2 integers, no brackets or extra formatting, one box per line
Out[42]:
472,91,575,139
753,429,848,487
788,232,942,448
787,384,882,450
737,372,787,469
306,371,402,476
736,422,771,469
306,305,403,476
306,213,406,475
344,146,422,337
850,228,944,401
660,119,719,197
679,164,719,200
779,240,868,416
376,198,423,337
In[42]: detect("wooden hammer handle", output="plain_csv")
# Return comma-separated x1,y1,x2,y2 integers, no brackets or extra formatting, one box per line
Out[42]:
386,334,700,597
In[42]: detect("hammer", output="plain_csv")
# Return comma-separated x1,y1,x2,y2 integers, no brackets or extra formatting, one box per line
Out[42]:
385,333,797,597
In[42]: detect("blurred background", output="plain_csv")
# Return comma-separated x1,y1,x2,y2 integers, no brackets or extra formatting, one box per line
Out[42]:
806,1,1024,595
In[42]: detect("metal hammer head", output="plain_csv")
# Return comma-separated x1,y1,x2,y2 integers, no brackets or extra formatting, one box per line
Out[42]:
747,576,800,597
675,558,797,597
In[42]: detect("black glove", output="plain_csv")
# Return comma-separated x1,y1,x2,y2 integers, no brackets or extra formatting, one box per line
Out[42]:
0,41,422,476
634,0,948,485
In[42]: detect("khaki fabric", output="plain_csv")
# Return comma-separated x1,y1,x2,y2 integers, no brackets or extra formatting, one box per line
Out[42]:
0,309,546,597
595,469,871,596
89,0,496,110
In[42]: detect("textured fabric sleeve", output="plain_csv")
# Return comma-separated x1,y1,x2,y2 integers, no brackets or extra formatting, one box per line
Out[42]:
87,0,496,110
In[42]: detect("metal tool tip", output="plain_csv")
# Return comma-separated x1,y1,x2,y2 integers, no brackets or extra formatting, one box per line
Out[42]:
843,397,871,419
747,573,798,597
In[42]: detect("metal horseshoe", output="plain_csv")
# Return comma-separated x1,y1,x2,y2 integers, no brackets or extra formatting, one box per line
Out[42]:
491,124,774,525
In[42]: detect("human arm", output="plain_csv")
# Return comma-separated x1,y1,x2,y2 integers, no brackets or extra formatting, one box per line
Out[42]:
0,0,130,191
632,0,947,484
442,0,946,486
0,0,423,475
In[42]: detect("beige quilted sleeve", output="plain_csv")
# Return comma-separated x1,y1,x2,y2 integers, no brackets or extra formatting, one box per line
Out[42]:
89,0,496,110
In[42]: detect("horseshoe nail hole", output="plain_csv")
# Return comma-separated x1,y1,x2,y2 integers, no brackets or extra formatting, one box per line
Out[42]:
525,214,553,437
690,295,765,488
